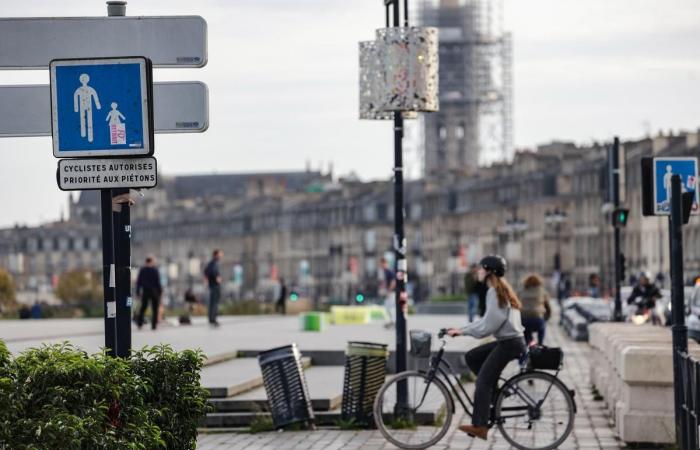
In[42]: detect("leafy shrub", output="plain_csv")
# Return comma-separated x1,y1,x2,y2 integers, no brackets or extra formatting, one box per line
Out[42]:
130,345,209,450
0,341,208,449
7,343,162,449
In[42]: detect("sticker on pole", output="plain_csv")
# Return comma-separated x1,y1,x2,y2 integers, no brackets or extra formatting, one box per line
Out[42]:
57,157,157,191
653,157,699,215
50,57,154,158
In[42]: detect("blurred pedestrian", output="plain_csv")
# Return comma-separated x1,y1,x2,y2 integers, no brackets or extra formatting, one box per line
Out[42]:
464,264,479,322
276,278,288,315
557,273,571,303
204,249,223,327
136,256,163,330
519,274,552,346
31,301,42,319
588,273,601,298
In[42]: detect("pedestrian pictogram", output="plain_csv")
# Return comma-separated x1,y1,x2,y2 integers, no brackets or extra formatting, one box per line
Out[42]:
73,73,101,142
653,157,698,215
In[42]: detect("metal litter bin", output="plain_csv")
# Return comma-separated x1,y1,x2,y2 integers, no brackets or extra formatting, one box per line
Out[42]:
257,343,315,429
341,341,389,426
410,330,432,358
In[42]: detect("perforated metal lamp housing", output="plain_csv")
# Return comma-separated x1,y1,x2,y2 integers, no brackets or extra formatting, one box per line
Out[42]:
375,26,439,113
359,41,417,120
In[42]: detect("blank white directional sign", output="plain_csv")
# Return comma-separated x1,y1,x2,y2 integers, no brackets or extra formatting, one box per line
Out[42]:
0,16,207,69
57,157,157,191
0,82,208,137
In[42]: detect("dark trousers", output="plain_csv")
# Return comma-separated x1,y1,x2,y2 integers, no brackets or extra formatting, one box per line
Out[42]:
522,317,546,346
208,285,221,324
465,337,526,426
137,292,160,330
275,298,286,315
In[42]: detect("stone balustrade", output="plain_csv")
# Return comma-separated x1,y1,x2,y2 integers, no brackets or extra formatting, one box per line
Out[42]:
588,323,700,444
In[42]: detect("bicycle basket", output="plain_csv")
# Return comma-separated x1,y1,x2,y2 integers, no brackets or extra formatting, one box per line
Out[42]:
409,330,432,357
528,345,564,370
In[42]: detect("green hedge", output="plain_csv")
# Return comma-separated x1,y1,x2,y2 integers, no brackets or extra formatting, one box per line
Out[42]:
429,294,465,303
0,341,209,450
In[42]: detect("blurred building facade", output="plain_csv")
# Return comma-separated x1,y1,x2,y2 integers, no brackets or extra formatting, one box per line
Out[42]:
1,131,700,304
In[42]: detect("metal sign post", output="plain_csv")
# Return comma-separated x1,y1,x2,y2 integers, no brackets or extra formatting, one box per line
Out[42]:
100,190,118,357
669,175,689,448
609,137,623,321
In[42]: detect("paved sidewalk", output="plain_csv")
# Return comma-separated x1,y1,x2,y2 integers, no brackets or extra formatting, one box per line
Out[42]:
197,313,625,450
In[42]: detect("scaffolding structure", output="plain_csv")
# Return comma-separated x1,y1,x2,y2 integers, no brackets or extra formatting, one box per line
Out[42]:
417,0,513,176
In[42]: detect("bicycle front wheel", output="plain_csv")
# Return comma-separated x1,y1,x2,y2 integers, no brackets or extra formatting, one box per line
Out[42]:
495,371,575,450
373,370,453,449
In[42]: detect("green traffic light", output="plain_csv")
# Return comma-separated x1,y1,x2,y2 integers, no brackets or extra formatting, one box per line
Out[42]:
355,293,365,303
290,292,299,301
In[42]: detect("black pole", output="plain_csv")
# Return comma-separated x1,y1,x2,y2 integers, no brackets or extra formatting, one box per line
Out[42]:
113,188,132,357
385,0,409,418
611,137,623,321
100,190,117,357
670,175,689,449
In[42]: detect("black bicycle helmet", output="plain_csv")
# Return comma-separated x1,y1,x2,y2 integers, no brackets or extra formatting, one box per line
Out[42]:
480,255,507,277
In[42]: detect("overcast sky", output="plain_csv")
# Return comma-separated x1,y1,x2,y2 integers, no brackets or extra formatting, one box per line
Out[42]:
1,0,700,227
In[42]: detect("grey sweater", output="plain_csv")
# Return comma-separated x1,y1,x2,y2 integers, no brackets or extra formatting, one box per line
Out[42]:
460,288,524,340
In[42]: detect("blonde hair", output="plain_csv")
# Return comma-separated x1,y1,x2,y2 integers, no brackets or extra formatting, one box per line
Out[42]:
488,274,522,310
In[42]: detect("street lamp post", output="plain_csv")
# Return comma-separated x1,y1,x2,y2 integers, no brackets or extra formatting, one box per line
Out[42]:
360,0,439,421
387,0,409,420
545,209,567,273
499,217,528,280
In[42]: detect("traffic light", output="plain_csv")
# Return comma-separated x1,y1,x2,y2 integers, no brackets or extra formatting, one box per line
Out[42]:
618,253,626,282
290,291,299,302
355,293,365,303
612,208,629,227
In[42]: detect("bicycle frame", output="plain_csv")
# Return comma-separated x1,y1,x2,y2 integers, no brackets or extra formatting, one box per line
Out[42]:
421,338,562,426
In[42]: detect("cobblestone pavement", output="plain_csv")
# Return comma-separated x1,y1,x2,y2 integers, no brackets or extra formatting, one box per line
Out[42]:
197,313,625,450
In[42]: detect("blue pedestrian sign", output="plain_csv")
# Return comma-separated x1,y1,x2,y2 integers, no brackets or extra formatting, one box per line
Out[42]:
653,157,698,215
50,57,153,158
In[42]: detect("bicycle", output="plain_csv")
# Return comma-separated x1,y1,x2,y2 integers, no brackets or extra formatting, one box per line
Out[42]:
373,329,577,450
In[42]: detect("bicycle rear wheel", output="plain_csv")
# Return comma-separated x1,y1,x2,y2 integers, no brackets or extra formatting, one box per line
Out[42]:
373,370,453,449
494,371,575,450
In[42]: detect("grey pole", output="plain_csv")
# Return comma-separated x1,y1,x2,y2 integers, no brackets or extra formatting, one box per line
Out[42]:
611,137,623,321
669,175,689,448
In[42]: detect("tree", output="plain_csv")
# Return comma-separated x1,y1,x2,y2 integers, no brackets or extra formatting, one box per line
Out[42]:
55,270,102,308
0,268,16,309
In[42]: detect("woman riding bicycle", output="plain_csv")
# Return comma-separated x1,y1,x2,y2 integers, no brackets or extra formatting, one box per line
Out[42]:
446,255,526,440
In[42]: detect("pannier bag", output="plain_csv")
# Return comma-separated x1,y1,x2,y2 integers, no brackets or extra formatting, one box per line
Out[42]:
528,345,564,370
